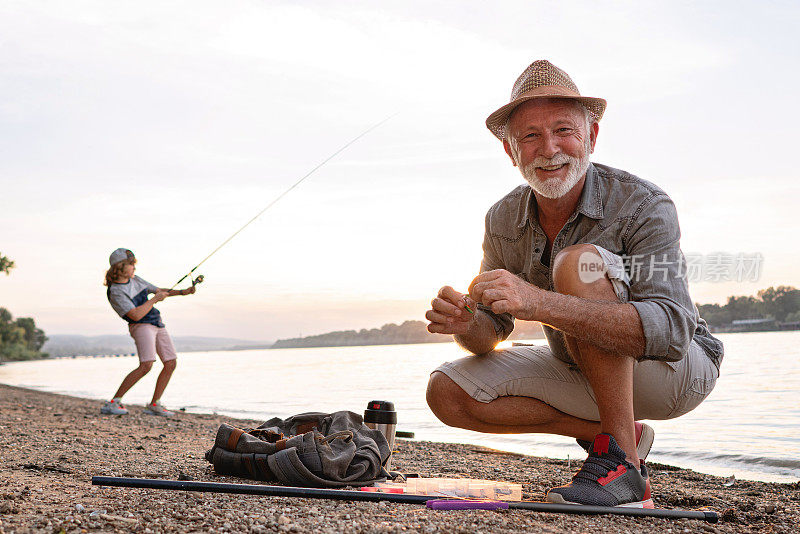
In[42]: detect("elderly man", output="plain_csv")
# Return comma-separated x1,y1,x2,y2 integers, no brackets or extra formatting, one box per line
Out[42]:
425,60,723,507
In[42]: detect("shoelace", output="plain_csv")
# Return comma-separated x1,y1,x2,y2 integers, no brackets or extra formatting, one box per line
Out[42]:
572,454,625,484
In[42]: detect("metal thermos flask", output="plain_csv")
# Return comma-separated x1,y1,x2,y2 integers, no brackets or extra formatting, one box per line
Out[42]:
364,400,397,470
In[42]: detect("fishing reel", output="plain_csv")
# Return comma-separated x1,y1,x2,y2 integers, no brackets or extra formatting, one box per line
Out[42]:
170,272,205,293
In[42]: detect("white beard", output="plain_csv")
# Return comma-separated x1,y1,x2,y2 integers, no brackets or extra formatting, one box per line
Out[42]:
518,148,591,199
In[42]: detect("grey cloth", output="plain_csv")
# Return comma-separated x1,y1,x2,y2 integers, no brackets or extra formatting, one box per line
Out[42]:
480,162,723,369
107,275,158,318
205,411,391,487
106,275,164,327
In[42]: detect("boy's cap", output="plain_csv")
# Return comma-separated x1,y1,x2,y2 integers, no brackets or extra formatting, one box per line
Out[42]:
109,248,135,266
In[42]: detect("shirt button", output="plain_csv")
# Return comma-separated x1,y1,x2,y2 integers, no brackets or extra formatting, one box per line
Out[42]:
534,248,540,253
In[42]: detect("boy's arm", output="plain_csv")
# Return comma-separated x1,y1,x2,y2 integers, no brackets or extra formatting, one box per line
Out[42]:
161,287,195,296
125,290,169,321
152,286,196,297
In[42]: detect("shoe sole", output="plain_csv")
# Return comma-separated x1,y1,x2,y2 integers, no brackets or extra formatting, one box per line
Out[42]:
143,409,174,417
618,499,655,509
547,493,655,509
637,423,655,460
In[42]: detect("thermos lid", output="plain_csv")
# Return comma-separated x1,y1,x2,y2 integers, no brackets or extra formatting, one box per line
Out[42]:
364,400,397,424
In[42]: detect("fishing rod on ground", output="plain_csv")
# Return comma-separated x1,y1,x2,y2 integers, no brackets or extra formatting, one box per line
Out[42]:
91,477,719,523
169,114,398,291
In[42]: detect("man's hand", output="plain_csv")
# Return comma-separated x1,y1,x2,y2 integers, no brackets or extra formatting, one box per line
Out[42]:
468,269,543,320
152,290,169,303
426,286,476,335
183,286,197,295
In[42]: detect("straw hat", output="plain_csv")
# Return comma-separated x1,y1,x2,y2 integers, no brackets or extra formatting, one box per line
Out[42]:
485,60,606,140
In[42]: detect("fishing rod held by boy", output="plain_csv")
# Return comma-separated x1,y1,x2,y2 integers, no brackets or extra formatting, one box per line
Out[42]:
168,113,396,290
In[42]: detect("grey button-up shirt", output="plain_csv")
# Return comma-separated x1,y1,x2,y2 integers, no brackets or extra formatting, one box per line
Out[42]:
480,162,723,369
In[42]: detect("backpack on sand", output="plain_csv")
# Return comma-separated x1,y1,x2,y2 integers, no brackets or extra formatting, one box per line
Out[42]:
205,411,391,488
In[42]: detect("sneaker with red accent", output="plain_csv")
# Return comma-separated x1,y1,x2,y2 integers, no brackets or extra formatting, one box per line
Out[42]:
576,421,655,460
547,433,654,508
143,401,175,417
100,399,128,415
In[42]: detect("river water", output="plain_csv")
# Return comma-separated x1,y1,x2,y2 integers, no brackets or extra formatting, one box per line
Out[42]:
1,331,798,483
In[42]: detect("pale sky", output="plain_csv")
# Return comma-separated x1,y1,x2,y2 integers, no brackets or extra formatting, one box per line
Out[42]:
2,1,798,341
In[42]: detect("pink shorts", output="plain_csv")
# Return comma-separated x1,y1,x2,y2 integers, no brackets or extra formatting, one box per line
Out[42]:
128,323,178,363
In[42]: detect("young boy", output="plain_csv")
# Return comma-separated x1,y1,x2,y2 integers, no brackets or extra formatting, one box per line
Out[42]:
101,248,196,416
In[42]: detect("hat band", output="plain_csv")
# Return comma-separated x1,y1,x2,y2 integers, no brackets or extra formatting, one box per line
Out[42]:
513,85,582,100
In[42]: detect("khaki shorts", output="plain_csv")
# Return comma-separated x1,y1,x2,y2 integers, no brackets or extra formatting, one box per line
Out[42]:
435,340,718,421
128,323,178,363
434,244,719,421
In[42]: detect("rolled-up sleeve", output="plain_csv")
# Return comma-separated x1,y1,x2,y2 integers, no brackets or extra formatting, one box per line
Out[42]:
625,194,697,362
478,212,515,341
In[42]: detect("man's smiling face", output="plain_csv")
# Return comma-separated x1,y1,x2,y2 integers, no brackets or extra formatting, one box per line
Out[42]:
503,98,598,199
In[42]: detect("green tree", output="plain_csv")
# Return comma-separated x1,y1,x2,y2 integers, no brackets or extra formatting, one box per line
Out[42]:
725,295,762,320
696,303,729,327
0,254,49,361
14,317,48,351
0,253,14,275
758,286,800,322
0,307,49,361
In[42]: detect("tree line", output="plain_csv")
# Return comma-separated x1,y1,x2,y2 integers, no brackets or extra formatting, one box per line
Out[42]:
271,317,546,349
697,286,800,327
0,253,49,361
271,320,449,349
272,286,800,349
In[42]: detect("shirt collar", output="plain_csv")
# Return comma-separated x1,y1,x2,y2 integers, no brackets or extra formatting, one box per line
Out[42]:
517,163,604,228
576,163,604,220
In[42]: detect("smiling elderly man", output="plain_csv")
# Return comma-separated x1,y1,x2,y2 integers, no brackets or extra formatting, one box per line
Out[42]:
425,60,723,507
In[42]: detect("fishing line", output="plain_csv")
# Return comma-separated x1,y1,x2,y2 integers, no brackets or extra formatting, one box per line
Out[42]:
170,113,397,290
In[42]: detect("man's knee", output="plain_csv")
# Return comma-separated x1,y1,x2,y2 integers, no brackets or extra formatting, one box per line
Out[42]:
163,359,177,371
426,371,472,427
138,361,154,374
552,244,610,296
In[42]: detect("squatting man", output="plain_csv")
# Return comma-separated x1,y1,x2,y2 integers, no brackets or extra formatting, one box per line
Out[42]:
425,60,723,507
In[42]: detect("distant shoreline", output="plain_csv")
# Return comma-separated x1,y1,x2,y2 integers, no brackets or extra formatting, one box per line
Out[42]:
710,325,800,334
4,344,276,361
34,320,800,360
18,327,796,361
270,319,545,349
38,333,274,359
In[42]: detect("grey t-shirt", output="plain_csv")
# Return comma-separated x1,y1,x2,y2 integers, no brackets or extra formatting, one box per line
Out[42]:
106,275,164,327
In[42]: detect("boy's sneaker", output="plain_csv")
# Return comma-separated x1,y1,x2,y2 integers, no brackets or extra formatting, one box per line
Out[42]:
547,433,654,508
144,401,175,417
100,399,128,415
577,421,655,460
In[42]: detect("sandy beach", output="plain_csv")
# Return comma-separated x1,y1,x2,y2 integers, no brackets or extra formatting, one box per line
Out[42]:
0,383,797,533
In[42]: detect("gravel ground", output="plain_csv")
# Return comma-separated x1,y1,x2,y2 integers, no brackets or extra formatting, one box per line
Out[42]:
1,383,797,533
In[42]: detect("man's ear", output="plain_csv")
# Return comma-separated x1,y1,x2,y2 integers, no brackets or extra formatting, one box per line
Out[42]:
502,138,518,167
589,121,599,154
